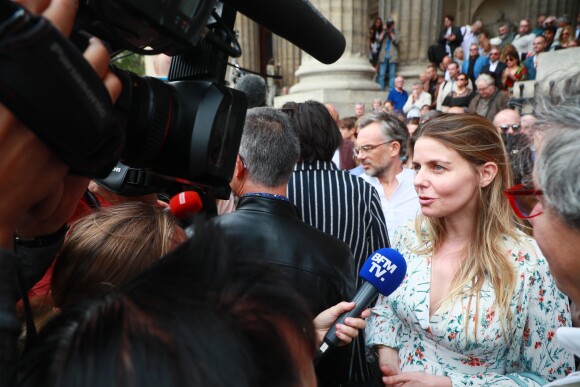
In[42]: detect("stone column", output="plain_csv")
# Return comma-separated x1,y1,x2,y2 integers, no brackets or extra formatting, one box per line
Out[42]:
273,35,301,91
275,0,383,117
234,15,260,72
379,0,442,88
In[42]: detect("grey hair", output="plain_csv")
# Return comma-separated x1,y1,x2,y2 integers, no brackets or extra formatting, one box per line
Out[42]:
533,73,580,132
356,111,409,157
475,73,495,87
239,107,300,188
536,128,580,230
533,75,580,229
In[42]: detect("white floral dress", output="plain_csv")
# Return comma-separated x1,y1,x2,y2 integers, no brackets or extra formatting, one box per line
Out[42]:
366,223,574,386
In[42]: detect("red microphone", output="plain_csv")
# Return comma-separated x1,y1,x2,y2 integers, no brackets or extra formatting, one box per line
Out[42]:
169,191,203,219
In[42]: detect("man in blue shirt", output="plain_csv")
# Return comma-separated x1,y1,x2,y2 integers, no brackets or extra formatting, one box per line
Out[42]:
386,76,408,115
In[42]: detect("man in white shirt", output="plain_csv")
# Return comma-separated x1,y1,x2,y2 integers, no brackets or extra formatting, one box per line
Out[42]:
511,19,535,60
460,20,483,59
403,82,432,118
355,112,420,239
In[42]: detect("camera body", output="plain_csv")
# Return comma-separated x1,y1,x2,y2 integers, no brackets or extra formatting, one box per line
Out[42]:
0,0,247,196
386,19,394,30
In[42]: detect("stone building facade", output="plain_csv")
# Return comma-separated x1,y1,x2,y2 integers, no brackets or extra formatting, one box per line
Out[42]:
233,0,578,116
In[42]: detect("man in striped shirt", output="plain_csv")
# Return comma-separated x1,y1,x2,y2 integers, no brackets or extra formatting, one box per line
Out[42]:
284,100,390,386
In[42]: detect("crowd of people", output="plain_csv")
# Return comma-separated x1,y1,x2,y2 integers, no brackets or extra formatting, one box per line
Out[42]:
2,1,580,386
369,12,579,116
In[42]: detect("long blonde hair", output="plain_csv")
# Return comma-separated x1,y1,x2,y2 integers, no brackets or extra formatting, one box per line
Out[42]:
412,113,519,341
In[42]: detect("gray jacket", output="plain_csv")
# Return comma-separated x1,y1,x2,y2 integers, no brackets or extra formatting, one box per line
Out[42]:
378,29,401,63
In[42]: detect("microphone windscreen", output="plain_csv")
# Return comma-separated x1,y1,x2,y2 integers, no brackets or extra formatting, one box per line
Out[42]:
169,191,203,219
223,0,346,64
359,248,406,297
235,74,267,108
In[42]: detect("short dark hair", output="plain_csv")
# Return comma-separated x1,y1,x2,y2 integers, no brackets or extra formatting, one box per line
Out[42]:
340,116,357,130
282,100,342,162
444,14,455,22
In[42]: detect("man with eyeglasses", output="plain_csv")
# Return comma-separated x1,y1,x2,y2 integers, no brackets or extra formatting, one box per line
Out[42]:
355,112,420,239
467,73,510,121
481,47,507,88
462,43,489,84
506,93,580,379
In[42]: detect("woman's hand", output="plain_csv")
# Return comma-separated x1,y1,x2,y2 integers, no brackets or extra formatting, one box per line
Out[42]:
313,302,370,346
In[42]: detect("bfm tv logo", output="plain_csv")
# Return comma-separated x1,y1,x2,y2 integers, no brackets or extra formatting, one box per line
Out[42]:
368,253,398,282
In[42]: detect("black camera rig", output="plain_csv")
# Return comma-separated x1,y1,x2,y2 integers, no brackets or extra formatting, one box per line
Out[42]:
0,0,346,196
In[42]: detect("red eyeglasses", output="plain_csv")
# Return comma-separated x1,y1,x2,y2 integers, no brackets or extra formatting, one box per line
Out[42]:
504,183,544,219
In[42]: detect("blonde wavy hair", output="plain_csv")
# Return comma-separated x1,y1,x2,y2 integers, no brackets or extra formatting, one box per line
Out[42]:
412,113,519,341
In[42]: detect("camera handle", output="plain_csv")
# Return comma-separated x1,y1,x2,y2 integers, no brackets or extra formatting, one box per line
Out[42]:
0,0,123,177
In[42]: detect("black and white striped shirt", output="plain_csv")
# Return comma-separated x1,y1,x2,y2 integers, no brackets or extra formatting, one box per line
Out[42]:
288,160,391,383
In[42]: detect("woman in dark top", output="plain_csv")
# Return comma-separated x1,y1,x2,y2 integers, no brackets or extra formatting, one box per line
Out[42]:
442,72,474,112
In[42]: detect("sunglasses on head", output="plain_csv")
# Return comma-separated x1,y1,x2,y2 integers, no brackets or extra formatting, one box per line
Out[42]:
504,183,543,219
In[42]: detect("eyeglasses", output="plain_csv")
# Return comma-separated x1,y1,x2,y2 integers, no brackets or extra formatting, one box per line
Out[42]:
506,58,516,62
490,52,500,56
504,183,544,219
457,78,467,81
353,141,393,156
499,124,521,132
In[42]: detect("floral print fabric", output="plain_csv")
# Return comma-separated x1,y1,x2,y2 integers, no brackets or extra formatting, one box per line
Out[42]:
366,223,574,386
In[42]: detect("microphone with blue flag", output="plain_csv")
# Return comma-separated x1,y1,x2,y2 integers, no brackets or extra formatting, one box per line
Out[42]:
319,248,407,353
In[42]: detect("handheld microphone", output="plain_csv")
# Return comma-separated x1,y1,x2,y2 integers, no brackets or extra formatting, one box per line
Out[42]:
169,191,203,219
319,248,407,353
222,0,346,64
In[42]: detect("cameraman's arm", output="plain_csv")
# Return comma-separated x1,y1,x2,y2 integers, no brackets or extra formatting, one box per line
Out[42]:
1,0,121,249
0,0,120,383
0,0,121,280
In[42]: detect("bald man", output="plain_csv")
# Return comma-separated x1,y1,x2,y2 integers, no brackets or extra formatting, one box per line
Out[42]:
325,103,340,124
492,109,522,136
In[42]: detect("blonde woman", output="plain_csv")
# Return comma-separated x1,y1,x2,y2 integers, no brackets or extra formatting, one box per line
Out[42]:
366,114,573,386
558,25,575,48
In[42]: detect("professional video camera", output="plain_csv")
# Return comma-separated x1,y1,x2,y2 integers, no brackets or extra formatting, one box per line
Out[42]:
0,0,346,195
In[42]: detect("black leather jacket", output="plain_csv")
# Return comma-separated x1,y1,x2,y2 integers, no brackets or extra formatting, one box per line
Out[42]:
211,195,356,316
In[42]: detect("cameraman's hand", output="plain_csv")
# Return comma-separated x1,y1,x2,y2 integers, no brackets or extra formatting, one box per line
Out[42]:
0,0,122,248
15,0,122,101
